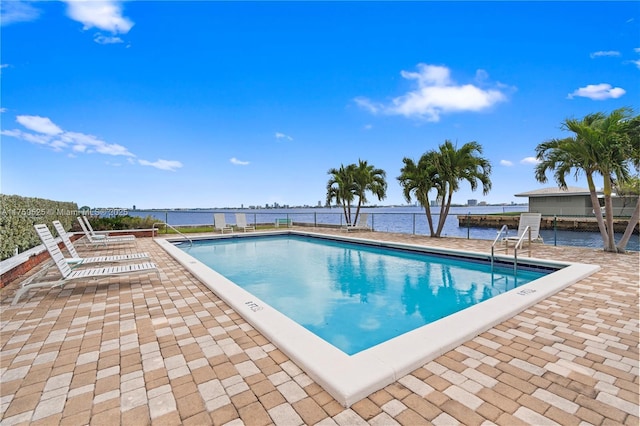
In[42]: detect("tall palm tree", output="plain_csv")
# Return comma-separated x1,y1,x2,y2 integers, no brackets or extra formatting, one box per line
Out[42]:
535,108,635,252
398,141,491,237
397,152,440,236
431,140,492,236
352,159,387,224
326,164,356,224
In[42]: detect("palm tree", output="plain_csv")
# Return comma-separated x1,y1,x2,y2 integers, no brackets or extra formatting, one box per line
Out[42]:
535,108,636,252
431,140,492,236
352,159,387,224
397,152,440,236
326,164,356,224
398,141,492,237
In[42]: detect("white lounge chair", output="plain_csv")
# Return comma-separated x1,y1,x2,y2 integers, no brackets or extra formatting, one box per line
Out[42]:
235,213,255,232
77,216,136,247
81,215,136,241
503,212,543,248
52,221,149,268
345,213,370,232
12,224,159,304
214,213,233,233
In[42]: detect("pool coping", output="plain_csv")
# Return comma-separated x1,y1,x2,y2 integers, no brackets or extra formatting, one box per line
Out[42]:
155,230,601,407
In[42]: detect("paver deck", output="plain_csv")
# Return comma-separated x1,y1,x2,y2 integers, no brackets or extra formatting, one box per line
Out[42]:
1,229,638,425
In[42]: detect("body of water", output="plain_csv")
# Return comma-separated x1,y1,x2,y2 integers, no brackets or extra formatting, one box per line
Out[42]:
129,205,639,252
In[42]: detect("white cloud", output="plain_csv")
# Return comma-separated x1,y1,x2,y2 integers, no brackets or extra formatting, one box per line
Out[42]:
61,131,134,156
500,160,513,166
230,157,250,166
17,115,63,135
356,63,509,122
63,0,134,34
363,124,373,130
3,114,181,170
0,107,7,113
590,50,620,58
139,159,183,171
521,157,539,165
0,1,41,26
275,132,293,141
94,33,124,44
567,83,626,100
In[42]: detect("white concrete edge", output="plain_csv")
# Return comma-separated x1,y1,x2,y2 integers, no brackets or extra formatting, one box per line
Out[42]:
154,232,600,407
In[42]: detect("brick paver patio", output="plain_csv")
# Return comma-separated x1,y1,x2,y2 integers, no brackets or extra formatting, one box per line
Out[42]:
1,229,638,425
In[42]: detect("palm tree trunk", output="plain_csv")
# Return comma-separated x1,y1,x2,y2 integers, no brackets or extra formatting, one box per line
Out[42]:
354,199,363,225
423,205,436,237
435,191,453,237
603,176,616,252
616,197,640,253
587,175,611,249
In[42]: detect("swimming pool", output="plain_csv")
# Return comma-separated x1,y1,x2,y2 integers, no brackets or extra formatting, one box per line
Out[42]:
176,234,549,355
156,231,600,406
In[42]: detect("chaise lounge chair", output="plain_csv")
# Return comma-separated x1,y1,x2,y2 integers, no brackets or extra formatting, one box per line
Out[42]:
503,212,544,248
52,220,149,268
235,213,255,232
214,213,233,233
77,216,136,247
344,213,371,232
12,224,160,304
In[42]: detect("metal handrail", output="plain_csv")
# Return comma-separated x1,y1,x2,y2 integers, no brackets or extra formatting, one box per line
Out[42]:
490,225,509,270
152,222,193,247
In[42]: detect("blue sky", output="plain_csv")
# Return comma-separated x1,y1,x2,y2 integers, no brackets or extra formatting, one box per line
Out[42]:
1,1,638,209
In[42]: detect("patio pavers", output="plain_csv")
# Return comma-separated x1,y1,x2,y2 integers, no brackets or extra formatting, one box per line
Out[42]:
1,230,638,425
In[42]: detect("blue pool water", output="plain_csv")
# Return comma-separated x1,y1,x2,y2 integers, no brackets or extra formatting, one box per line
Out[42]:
178,235,553,355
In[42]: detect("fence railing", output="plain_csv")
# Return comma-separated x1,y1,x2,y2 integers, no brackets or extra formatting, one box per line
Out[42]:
132,210,638,251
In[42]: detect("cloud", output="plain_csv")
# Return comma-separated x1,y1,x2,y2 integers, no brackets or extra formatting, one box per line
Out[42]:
62,0,134,34
94,33,124,44
0,0,41,26
355,63,509,122
230,157,250,166
139,159,183,171
2,114,181,170
521,157,539,165
500,160,513,167
275,132,293,141
590,51,621,58
0,107,6,113
16,115,63,135
567,83,626,100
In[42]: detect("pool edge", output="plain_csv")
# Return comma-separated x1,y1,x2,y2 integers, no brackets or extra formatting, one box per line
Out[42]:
154,232,600,407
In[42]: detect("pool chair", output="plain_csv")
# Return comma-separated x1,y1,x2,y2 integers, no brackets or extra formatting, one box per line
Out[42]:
214,213,233,233
503,212,544,249
345,213,371,232
52,220,149,268
235,213,255,232
77,216,136,247
12,224,159,304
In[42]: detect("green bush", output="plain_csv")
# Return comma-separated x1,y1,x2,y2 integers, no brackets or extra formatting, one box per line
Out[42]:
84,215,158,231
0,194,79,260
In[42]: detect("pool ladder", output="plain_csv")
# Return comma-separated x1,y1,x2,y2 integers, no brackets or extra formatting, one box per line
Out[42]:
152,222,193,247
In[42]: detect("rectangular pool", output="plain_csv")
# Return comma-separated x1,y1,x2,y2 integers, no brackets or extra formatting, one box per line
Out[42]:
156,231,600,406
176,234,550,355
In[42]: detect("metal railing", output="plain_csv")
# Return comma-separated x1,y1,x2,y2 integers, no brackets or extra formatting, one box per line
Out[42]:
152,222,193,247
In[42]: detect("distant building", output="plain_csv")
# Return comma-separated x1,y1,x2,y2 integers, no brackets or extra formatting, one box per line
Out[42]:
515,187,636,216
467,199,478,207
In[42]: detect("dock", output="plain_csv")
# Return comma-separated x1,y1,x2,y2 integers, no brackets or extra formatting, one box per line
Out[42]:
457,214,638,234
